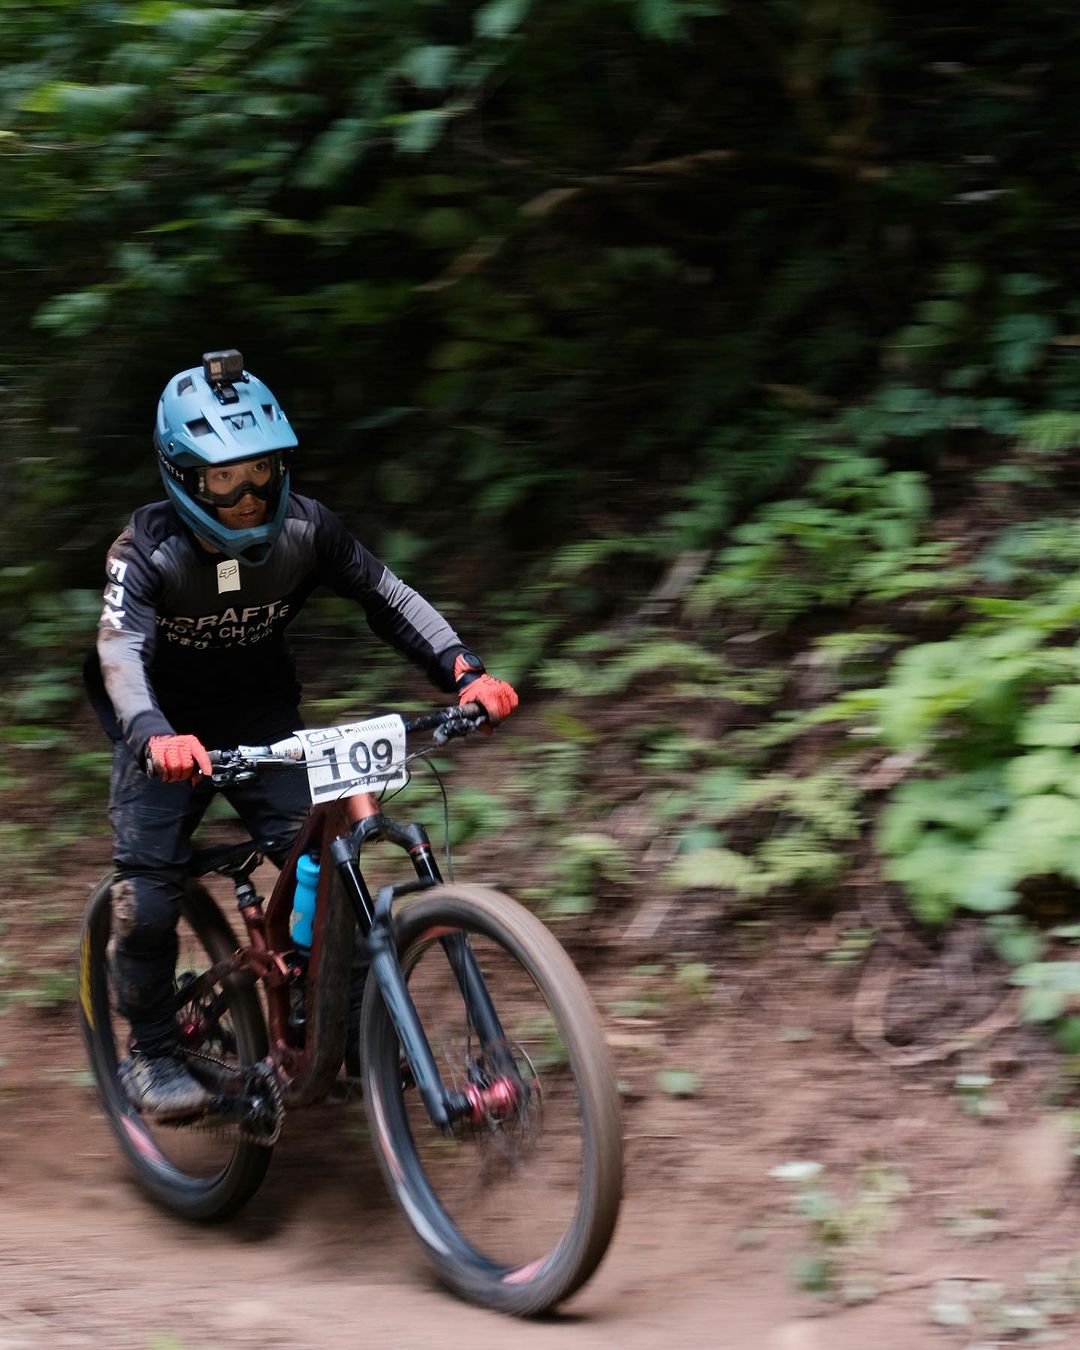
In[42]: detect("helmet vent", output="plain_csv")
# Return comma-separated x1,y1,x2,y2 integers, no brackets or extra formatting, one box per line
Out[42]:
262,404,277,421
186,418,213,437
225,412,256,431
177,376,195,396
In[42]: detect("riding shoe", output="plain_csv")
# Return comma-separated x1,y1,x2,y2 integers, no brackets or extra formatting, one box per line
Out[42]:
121,1051,212,1121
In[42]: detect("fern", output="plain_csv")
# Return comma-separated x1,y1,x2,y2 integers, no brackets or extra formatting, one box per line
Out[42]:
539,634,724,697
1017,411,1080,455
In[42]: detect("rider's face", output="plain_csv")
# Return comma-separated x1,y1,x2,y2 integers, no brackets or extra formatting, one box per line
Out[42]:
205,457,272,530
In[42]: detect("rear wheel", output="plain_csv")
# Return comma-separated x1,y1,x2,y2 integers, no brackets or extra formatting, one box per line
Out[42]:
78,874,274,1221
361,884,623,1315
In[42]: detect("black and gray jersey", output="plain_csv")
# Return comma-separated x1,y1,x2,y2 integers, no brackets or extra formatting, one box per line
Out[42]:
88,494,471,758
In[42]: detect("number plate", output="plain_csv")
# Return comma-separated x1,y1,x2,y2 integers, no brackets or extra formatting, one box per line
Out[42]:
295,716,408,802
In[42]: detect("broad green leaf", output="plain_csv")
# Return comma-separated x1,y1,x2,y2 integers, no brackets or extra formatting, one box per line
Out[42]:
677,825,724,855
1004,750,1074,797
401,45,458,90
1055,1016,1080,1052
545,892,596,916
885,470,930,521
986,916,1044,965
634,0,683,40
992,312,1056,379
123,1,179,23
1013,962,1080,995
957,861,1017,914
475,0,532,39
656,1068,699,1097
20,81,141,131
1023,986,1069,1023
294,118,368,190
883,835,970,924
1019,687,1080,747
162,6,238,41
32,289,109,337
1001,272,1052,297
877,777,997,856
983,795,1080,879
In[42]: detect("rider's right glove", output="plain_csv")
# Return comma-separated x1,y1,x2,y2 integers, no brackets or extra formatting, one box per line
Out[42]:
147,734,213,783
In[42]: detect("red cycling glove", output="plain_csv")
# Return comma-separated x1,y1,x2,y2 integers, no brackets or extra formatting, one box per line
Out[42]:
147,734,213,783
452,652,519,726
460,673,519,724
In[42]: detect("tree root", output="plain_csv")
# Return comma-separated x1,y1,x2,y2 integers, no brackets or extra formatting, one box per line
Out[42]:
852,944,1021,1067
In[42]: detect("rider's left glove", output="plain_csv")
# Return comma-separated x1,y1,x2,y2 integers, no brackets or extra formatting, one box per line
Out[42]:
460,674,519,724
452,652,519,726
147,734,213,783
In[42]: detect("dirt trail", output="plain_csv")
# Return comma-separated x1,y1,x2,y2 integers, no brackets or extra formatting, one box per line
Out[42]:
4,886,1080,1350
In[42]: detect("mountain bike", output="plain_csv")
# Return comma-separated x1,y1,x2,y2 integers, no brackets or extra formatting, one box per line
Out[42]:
77,704,623,1316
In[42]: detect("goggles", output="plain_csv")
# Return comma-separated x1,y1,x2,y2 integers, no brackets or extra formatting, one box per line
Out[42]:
189,453,286,510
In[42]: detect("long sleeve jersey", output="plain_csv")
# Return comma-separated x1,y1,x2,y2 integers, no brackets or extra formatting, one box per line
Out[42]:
87,494,473,758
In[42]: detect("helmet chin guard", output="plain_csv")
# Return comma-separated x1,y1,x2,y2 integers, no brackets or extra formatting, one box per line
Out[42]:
158,462,291,566
154,352,298,566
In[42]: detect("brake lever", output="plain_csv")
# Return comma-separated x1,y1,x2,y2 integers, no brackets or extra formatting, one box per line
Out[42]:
433,708,487,745
209,766,255,786
207,751,256,787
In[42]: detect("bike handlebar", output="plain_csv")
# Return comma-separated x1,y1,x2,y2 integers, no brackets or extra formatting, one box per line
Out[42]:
202,703,488,783
403,701,484,735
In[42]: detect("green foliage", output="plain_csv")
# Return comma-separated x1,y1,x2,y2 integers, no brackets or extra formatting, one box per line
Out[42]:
655,1068,699,1097
14,968,77,1012
541,832,630,917
929,1258,1080,1341
1017,411,1080,456
540,631,728,698
7,0,1080,619
667,767,864,904
815,541,1080,924
687,452,952,628
509,739,588,821
400,774,517,850
770,1160,909,1301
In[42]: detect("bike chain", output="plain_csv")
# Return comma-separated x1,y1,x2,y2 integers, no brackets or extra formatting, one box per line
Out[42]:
184,1049,286,1148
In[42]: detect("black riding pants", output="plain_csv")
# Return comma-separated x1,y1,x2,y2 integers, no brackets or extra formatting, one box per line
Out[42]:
108,741,365,1056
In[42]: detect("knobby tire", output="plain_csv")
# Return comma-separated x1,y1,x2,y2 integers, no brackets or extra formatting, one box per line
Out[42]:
78,874,271,1221
360,884,623,1316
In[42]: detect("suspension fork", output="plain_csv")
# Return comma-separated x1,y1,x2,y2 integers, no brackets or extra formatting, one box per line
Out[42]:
406,832,518,1081
329,796,517,1128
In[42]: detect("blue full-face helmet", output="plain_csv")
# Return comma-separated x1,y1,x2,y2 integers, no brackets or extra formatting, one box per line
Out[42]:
154,350,298,566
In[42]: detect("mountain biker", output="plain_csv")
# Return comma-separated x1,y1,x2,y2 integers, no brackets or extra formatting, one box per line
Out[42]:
85,350,519,1121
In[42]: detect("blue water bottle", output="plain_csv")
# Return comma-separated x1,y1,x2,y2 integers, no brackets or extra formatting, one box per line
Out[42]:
290,853,320,952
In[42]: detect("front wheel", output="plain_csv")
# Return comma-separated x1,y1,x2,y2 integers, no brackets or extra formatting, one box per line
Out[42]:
361,884,623,1315
77,874,273,1221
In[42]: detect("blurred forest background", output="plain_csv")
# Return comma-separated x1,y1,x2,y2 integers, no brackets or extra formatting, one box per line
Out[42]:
7,0,1080,1052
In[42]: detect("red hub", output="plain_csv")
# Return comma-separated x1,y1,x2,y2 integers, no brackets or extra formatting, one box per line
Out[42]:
464,1076,519,1124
